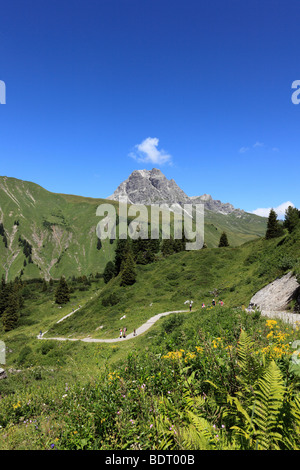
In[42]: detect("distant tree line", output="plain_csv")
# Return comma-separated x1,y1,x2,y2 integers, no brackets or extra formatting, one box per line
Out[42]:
102,230,190,287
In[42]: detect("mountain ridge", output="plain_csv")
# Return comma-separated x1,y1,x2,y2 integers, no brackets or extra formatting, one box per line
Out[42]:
107,168,244,216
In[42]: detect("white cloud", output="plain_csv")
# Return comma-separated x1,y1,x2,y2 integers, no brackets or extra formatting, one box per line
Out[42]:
129,137,172,165
253,141,265,148
239,146,249,153
252,201,295,219
239,141,279,154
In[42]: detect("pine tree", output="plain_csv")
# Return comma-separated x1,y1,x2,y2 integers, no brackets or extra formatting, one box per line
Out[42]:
0,275,8,317
120,251,136,286
218,231,229,247
2,290,20,331
283,205,300,233
114,239,131,275
103,261,116,283
2,295,19,331
55,276,70,304
265,209,284,239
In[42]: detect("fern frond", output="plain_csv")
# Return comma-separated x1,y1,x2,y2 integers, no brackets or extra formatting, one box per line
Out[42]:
252,360,286,449
237,329,254,372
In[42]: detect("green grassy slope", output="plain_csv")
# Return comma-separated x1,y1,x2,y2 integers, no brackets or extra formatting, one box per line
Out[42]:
0,176,117,281
45,225,300,341
0,226,299,450
0,175,267,282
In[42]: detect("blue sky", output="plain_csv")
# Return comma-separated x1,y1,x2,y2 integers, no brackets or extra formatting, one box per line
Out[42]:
1,0,300,217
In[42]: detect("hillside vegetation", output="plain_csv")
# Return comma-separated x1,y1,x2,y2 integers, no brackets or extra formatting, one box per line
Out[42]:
0,175,267,282
0,219,300,450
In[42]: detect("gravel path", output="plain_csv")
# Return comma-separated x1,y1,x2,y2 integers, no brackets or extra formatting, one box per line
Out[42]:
37,309,189,343
260,309,300,328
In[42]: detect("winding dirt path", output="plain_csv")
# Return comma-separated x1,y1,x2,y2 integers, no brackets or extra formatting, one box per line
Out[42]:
37,309,190,343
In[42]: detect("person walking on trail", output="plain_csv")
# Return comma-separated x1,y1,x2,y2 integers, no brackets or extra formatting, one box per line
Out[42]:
212,299,216,307
189,302,192,312
123,327,127,338
119,328,123,338
133,329,136,336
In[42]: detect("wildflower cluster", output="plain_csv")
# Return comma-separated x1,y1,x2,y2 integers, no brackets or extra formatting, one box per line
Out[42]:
260,320,292,360
162,347,202,364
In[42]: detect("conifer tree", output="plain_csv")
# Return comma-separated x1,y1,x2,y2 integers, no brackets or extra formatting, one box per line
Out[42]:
283,205,300,233
103,261,116,283
114,239,131,275
2,292,20,331
55,276,70,304
0,275,7,317
218,231,229,247
265,209,284,239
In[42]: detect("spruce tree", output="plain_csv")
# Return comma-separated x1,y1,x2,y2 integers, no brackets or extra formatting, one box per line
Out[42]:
55,276,70,304
120,251,136,286
283,206,300,233
103,261,116,283
265,209,284,239
2,291,20,331
114,239,131,275
0,275,7,317
218,231,229,247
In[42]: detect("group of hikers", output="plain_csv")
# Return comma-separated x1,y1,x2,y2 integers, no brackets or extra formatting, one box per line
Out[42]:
211,298,224,307
189,299,224,311
119,327,137,338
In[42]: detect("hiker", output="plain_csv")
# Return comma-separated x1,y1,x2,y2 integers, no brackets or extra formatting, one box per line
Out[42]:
212,299,216,307
133,329,136,336
39,330,42,338
202,303,205,308
119,328,123,338
123,327,127,338
219,300,224,306
189,302,192,312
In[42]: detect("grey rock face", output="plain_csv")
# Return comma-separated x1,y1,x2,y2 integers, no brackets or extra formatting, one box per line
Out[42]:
107,168,243,215
250,272,300,312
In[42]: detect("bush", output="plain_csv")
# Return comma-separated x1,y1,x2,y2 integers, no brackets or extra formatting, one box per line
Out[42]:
17,346,33,366
102,292,121,307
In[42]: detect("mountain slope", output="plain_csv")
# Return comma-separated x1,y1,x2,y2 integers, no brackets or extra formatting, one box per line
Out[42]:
0,176,116,281
0,175,267,281
46,224,300,340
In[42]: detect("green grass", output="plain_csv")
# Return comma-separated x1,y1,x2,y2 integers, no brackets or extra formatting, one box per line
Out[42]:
0,224,299,449
44,225,300,341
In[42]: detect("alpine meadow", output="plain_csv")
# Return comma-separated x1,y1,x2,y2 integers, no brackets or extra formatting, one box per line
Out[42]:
1,0,300,455
0,172,300,450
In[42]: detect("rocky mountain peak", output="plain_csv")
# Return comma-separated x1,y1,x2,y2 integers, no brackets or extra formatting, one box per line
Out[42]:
107,168,244,215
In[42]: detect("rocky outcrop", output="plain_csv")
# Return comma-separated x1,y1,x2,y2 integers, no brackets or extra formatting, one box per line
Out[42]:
108,168,244,215
250,272,300,312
